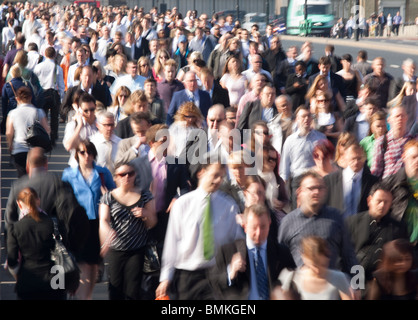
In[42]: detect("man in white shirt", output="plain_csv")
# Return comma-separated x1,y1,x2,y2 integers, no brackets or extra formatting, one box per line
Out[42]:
155,152,244,300
110,12,126,40
90,111,121,174
33,47,65,146
67,46,88,89
110,60,146,97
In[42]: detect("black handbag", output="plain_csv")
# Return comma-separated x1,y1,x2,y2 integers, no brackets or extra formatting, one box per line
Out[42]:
143,240,160,274
50,217,80,294
26,118,53,152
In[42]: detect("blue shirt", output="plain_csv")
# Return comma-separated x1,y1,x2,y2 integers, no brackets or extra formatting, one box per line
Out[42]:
62,164,115,220
279,129,327,181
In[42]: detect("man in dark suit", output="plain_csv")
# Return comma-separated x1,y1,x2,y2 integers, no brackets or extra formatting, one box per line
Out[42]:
60,65,110,121
129,123,190,241
166,71,212,125
324,142,379,219
345,182,409,285
200,67,230,108
402,93,418,135
236,83,277,131
273,45,298,95
5,147,89,256
308,55,346,100
211,203,296,300
132,22,150,60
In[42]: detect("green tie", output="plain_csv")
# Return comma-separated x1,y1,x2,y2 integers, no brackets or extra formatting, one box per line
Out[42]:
203,194,214,260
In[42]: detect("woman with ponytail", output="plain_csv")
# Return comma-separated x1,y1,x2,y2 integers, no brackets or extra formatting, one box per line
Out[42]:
7,187,66,300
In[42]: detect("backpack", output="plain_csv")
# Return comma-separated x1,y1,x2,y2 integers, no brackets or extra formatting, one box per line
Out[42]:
22,71,45,109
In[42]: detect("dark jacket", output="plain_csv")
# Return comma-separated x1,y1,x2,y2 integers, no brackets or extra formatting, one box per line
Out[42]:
7,213,66,299
211,238,296,300
211,79,230,108
236,100,278,131
309,71,347,99
285,73,308,112
60,83,110,119
345,211,409,280
134,37,150,60
383,167,417,222
5,171,90,255
324,166,379,216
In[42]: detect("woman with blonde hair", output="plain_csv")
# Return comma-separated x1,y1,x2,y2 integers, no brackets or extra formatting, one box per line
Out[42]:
168,101,204,157
312,90,344,146
387,81,416,109
152,48,170,83
104,53,127,85
137,56,153,78
305,74,346,114
108,85,131,125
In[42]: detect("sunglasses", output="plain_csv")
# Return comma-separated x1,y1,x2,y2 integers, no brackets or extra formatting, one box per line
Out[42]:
116,170,135,178
268,157,277,162
119,95,128,98
160,56,169,59
317,99,330,103
140,64,148,67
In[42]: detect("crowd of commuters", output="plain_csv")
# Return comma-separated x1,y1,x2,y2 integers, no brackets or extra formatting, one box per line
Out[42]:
331,11,409,39
1,1,417,301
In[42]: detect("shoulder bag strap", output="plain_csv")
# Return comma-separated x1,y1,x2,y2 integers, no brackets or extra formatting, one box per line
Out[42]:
9,81,16,96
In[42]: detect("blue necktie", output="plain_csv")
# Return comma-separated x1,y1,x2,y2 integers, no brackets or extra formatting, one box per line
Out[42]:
255,247,269,300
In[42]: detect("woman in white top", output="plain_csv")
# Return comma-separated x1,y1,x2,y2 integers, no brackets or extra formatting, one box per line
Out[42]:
168,101,205,158
6,84,50,177
278,235,354,300
220,55,248,107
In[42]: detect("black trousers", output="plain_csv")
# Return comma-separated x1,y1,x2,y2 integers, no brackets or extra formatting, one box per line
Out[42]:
170,268,215,300
107,247,145,300
42,89,61,143
12,152,28,178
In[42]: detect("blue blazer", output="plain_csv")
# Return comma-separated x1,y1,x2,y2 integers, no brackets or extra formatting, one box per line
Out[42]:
62,164,115,220
166,89,212,125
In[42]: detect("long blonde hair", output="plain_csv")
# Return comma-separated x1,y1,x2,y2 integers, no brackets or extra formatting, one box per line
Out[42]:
387,81,416,109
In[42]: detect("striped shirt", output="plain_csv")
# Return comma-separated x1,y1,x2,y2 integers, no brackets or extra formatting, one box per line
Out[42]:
277,206,358,274
371,131,414,179
101,190,153,251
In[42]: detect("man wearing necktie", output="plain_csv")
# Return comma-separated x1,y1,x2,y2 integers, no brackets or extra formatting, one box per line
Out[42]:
211,204,296,300
324,142,379,219
156,152,244,300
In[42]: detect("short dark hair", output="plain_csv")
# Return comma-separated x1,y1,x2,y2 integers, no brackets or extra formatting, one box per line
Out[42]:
369,181,393,197
16,86,32,102
318,56,331,66
78,92,96,106
243,203,270,222
358,50,368,60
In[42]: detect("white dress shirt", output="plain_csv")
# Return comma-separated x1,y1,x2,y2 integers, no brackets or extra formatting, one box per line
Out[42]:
89,132,121,173
67,61,88,89
33,58,65,98
159,187,244,282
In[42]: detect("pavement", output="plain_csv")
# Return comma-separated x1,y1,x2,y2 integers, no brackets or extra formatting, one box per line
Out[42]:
279,34,418,55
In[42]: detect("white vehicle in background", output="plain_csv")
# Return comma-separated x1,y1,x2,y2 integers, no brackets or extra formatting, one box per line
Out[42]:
242,12,267,33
